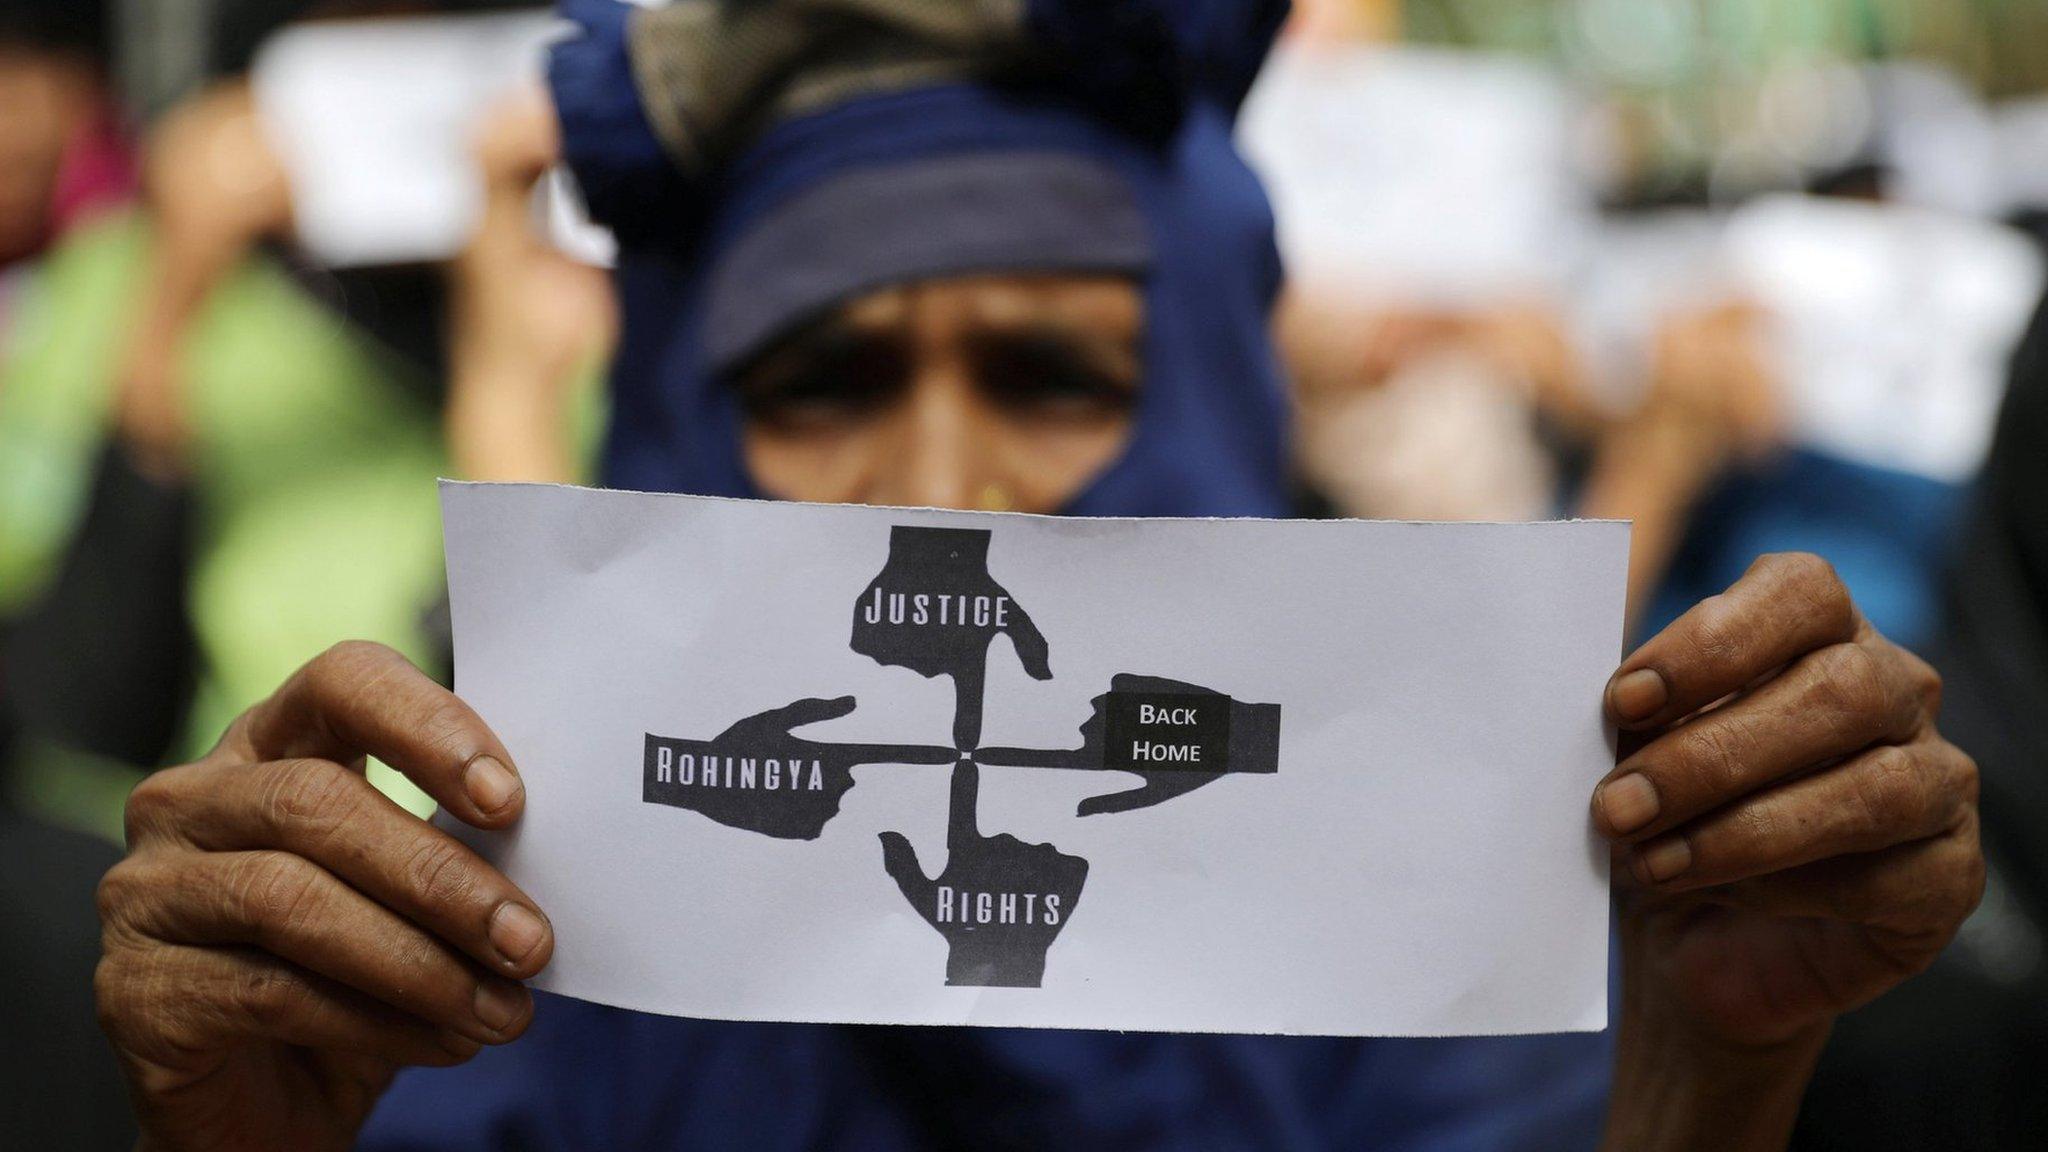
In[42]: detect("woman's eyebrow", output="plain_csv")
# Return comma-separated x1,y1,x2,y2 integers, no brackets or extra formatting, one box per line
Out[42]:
966,320,1142,384
728,312,878,393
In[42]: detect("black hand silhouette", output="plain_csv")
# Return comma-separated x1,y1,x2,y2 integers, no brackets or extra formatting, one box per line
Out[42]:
878,761,1088,987
978,675,1282,816
644,697,954,840
851,526,1052,750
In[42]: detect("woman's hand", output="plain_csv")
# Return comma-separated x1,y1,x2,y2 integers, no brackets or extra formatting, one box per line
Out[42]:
95,643,554,1152
1596,553,1984,1150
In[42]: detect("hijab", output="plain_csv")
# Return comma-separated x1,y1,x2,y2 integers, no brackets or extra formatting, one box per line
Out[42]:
554,0,1292,518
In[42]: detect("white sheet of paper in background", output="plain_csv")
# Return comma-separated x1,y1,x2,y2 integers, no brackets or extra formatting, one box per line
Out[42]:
1238,43,1596,304
441,483,1627,1037
252,13,614,268
1725,193,2043,483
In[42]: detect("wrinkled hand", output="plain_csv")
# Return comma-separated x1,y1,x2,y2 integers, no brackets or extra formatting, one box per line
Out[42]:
1595,554,1983,1050
95,643,553,1152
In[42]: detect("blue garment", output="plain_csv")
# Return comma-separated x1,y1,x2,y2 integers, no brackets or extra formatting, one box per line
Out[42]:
364,2,1614,1146
364,996,1610,1150
1643,448,1968,650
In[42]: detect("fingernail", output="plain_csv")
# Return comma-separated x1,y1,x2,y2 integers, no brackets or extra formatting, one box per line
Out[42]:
1634,838,1693,884
1610,669,1668,724
473,980,526,1034
1597,774,1661,836
465,755,521,815
439,1030,484,1059
489,901,547,966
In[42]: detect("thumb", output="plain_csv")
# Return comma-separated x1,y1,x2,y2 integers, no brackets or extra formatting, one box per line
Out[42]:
1006,613,1053,682
1077,773,1219,817
878,832,939,923
756,696,858,733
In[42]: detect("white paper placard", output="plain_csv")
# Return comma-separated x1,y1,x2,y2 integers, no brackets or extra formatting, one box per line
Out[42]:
440,482,1627,1037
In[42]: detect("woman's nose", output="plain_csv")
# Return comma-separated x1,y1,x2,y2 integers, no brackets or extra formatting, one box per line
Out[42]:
867,364,1001,511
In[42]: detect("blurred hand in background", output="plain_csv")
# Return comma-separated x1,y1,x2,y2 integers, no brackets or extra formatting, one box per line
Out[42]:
117,81,289,478
1581,301,1786,622
447,88,615,484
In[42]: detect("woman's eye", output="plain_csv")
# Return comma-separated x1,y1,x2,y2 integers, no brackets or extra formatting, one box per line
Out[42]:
733,335,909,431
975,332,1140,421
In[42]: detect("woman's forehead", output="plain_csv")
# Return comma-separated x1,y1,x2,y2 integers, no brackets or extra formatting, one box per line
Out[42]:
834,273,1144,335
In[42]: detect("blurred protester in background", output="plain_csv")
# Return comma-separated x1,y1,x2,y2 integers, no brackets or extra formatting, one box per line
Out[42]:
4,8,598,1142
1790,195,2048,1152
1235,8,2048,1146
0,3,139,1147
1243,5,1783,622
0,0,131,279
0,3,143,1147
446,87,613,485
1261,3,2046,661
1,1,605,834
1244,9,1598,527
86,3,1983,1151
1639,187,2041,652
1576,300,1782,623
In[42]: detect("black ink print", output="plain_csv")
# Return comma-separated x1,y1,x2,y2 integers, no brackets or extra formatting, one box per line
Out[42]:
878,761,1088,987
645,697,954,839
979,674,1282,816
851,526,1051,751
640,524,1282,987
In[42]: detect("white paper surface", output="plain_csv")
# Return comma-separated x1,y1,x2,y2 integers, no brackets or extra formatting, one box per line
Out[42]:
441,483,1626,1037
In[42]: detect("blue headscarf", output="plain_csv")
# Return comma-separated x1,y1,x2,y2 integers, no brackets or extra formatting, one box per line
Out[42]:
556,0,1292,518
363,3,1611,1147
